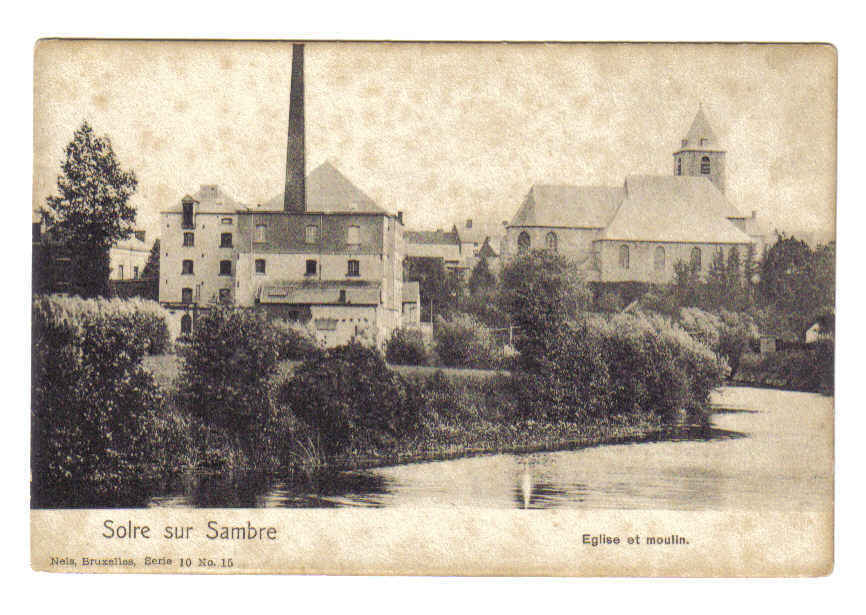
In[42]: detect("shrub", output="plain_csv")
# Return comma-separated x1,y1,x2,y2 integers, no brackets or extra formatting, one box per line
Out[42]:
678,307,722,352
596,290,624,313
270,319,320,361
31,295,191,506
177,306,280,435
279,342,415,456
433,313,504,369
735,342,833,394
385,327,432,366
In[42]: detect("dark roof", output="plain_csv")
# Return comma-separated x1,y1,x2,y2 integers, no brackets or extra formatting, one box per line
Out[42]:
404,229,461,246
477,237,498,258
598,175,750,244
509,185,624,229
260,162,387,215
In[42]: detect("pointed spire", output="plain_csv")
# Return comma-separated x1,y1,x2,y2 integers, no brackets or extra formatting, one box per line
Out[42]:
284,44,305,212
681,105,718,149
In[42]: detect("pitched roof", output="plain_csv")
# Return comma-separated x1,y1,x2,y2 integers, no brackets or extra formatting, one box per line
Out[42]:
454,219,507,245
676,107,722,152
509,185,624,229
404,229,460,246
260,162,387,215
598,175,751,244
163,185,247,214
477,237,498,258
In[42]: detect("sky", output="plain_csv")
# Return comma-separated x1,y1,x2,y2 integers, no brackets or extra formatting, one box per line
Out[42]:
33,41,836,244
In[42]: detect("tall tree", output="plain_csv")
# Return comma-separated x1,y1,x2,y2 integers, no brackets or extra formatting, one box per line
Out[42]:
468,256,495,296
142,239,160,280
44,122,138,297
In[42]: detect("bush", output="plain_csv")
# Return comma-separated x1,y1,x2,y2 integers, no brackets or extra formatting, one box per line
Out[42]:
177,306,280,434
735,341,833,394
31,295,191,506
678,307,722,352
596,290,624,313
433,313,504,369
279,342,415,456
270,319,320,361
385,327,432,366
512,313,726,423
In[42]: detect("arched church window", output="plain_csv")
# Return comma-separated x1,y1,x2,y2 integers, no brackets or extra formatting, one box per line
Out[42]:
619,245,630,270
676,158,682,176
654,246,666,271
545,231,558,253
181,314,192,335
517,231,531,254
690,247,702,271
701,156,711,175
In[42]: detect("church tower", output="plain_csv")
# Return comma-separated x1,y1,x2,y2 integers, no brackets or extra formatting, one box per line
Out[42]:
673,105,726,194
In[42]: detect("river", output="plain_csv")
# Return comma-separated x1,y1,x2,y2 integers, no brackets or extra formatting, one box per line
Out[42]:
148,387,833,511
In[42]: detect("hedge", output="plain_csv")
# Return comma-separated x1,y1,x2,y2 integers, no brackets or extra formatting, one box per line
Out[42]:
31,295,190,506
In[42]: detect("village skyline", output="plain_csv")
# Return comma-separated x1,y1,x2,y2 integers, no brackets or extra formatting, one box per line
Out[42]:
33,41,836,245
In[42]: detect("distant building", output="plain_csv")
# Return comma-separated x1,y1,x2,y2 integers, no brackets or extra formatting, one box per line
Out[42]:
452,218,506,274
110,230,149,281
404,228,462,276
504,108,757,283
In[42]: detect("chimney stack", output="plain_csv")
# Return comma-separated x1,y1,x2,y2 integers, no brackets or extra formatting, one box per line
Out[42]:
284,44,305,212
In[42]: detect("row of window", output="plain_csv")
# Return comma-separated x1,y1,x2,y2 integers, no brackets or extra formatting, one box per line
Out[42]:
516,231,558,253
253,258,361,277
254,224,362,245
116,265,140,280
617,245,738,271
179,258,363,277
675,156,712,176
182,232,233,248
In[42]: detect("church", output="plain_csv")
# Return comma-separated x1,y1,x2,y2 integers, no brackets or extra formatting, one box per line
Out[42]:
503,108,764,284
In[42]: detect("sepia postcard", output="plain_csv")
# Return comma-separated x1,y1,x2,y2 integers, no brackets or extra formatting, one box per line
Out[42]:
30,40,835,576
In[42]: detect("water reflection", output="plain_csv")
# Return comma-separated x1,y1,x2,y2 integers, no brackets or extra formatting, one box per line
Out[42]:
141,388,834,512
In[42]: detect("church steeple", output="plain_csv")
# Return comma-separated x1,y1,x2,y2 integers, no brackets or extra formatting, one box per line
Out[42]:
673,105,726,194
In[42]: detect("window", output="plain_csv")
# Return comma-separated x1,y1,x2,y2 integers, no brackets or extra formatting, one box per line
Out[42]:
701,156,711,175
339,290,347,303
218,288,231,304
221,217,233,225
118,265,124,280
133,266,140,280
619,245,630,269
654,246,666,271
690,247,702,271
545,231,558,253
183,232,194,247
181,288,193,304
347,260,360,277
255,259,266,274
219,260,232,276
347,225,360,246
182,202,194,228
305,260,317,276
676,158,682,176
305,225,319,244
517,231,531,254
255,224,267,242
182,260,194,275
181,314,192,333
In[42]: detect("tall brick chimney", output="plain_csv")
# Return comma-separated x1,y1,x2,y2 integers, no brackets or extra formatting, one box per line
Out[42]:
284,44,305,212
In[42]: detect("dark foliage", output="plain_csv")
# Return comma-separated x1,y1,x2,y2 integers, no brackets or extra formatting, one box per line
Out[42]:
44,122,138,297
142,239,160,280
177,307,280,434
279,343,416,455
31,295,191,506
385,327,432,366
